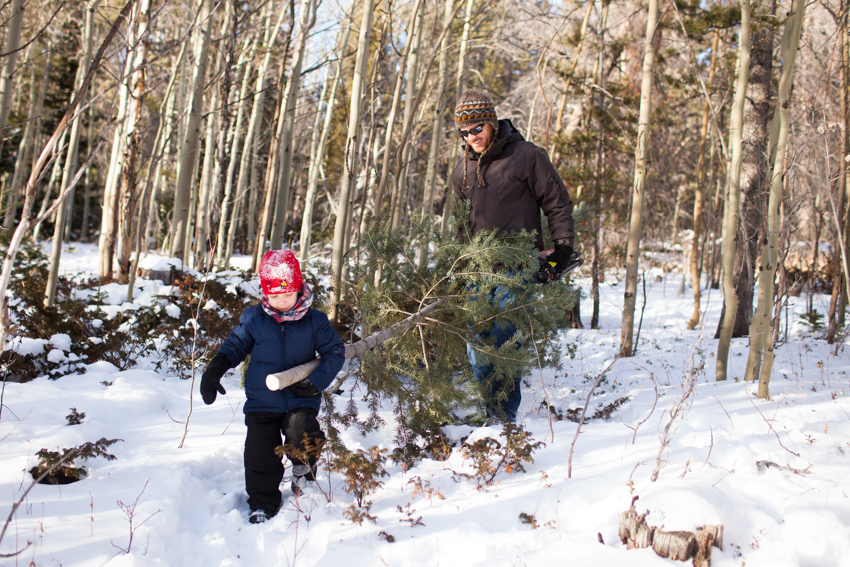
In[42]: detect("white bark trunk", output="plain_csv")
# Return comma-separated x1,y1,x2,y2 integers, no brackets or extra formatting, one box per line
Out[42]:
619,0,659,357
269,0,318,250
0,0,25,160
3,45,50,231
372,0,424,224
748,0,805,397
390,7,424,233
44,0,101,306
329,0,375,321
170,0,214,262
215,39,256,268
417,0,454,270
441,0,474,237
715,0,751,381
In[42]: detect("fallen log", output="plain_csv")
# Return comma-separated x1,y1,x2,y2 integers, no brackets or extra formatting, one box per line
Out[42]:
619,496,723,567
265,298,447,391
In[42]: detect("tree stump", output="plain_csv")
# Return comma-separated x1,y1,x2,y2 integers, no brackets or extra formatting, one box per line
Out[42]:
618,497,723,567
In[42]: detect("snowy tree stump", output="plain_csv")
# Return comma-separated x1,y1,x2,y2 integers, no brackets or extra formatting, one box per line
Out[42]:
618,497,723,567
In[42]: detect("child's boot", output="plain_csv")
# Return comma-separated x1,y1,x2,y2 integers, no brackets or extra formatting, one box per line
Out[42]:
249,509,270,524
290,463,317,496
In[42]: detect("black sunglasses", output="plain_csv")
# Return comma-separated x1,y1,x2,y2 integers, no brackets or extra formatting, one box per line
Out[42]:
458,124,485,138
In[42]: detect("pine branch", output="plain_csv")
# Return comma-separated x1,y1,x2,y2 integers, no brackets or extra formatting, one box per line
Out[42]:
265,298,447,391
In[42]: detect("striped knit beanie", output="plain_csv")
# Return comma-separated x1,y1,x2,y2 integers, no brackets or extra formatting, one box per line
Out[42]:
454,90,498,131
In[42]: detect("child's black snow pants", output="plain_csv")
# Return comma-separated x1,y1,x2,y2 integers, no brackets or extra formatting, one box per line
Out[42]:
244,407,325,515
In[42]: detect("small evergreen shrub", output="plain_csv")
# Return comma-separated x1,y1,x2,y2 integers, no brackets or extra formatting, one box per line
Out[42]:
458,423,545,488
391,421,455,471
3,244,252,380
65,407,85,425
1,245,152,380
29,437,121,484
328,445,389,524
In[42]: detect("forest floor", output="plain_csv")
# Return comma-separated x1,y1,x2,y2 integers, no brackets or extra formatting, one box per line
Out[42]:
1,243,849,567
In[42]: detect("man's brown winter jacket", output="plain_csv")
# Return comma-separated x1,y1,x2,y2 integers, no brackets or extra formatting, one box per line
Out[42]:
452,119,575,251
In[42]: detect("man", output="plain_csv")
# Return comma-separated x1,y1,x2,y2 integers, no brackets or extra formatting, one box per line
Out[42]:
452,89,576,424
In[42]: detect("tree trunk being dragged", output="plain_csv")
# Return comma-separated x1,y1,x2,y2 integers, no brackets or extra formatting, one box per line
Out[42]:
266,298,446,390
619,498,723,567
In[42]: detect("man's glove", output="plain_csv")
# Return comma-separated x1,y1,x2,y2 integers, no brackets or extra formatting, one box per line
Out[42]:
537,241,574,283
200,353,230,405
288,378,320,398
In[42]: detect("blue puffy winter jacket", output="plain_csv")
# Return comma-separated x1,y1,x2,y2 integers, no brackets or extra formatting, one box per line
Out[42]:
217,305,345,414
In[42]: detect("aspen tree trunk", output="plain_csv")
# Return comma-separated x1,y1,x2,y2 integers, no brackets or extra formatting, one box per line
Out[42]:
618,0,659,357
143,40,188,253
253,18,295,271
182,146,203,259
390,6,424,233
116,0,151,284
170,0,214,263
590,0,609,330
687,31,720,330
329,0,374,322
222,4,286,269
716,0,752,382
195,0,240,268
373,0,425,224
344,29,386,277
193,84,220,266
203,0,243,272
441,0,474,237
194,3,234,267
269,0,318,250
828,6,850,343
44,0,101,306
126,43,188,298
98,3,141,278
3,48,50,231
31,128,67,242
352,29,388,246
746,0,805,397
300,5,355,264
550,0,594,167
215,37,256,268
0,56,31,222
526,88,540,142
299,21,348,264
174,57,188,157
725,0,776,339
0,0,25,161
298,70,333,256
554,0,593,135
417,0,454,270
253,56,289,270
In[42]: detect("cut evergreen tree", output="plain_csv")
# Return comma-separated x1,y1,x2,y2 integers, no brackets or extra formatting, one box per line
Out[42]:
283,210,580,433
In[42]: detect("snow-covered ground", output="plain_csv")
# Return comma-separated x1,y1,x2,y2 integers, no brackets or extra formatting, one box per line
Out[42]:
2,244,850,567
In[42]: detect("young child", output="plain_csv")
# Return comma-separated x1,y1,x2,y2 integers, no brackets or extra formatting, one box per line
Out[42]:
201,249,345,524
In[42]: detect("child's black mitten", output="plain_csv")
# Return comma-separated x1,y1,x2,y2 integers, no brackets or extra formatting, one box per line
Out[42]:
201,353,230,404
289,378,320,397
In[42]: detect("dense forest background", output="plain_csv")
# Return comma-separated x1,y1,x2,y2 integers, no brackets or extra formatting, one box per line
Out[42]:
0,0,845,394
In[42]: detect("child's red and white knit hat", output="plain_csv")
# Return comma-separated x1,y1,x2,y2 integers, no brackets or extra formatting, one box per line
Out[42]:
259,250,303,295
